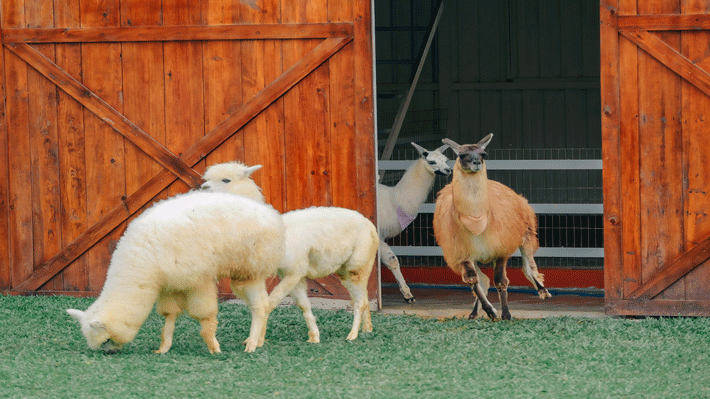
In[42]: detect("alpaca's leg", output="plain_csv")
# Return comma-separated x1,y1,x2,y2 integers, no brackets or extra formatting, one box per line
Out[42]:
267,271,304,312
232,281,270,352
380,240,415,303
340,270,373,340
461,261,498,320
155,294,185,354
289,279,320,343
520,245,552,299
494,257,511,320
186,283,221,354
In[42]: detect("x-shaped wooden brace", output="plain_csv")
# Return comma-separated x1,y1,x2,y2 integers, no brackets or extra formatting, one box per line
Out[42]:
8,36,352,291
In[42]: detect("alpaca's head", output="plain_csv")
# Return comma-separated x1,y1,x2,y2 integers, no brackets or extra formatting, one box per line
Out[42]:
411,142,452,176
66,309,125,353
200,162,265,203
443,134,493,173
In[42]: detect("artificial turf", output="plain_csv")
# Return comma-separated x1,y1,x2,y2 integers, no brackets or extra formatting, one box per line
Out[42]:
1,294,709,398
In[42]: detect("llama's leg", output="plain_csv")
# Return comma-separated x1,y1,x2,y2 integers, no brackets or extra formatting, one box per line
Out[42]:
380,240,415,303
232,280,271,352
461,261,498,320
289,278,320,343
185,282,221,354
520,245,552,299
339,269,373,340
494,257,511,320
154,293,185,354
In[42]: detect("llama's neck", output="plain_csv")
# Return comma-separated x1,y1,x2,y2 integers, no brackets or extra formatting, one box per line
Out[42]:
451,161,489,218
392,158,436,216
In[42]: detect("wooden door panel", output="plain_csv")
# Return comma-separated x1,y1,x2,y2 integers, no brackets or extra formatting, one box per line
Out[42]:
5,33,354,293
603,2,710,314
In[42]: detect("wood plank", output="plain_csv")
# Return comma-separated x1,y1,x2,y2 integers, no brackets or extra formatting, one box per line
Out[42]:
15,37,352,291
681,0,710,302
618,14,710,31
4,43,202,187
283,1,332,211
620,30,710,99
354,0,377,301
54,0,88,291
600,0,623,303
240,0,286,212
637,0,685,301
81,0,123,292
328,0,358,211
0,36,10,289
2,23,354,43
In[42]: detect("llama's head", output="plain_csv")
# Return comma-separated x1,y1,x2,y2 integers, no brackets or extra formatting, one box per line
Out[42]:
443,133,493,173
200,161,265,203
411,142,452,176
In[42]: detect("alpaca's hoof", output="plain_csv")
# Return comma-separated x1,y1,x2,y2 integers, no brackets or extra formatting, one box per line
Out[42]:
404,296,416,304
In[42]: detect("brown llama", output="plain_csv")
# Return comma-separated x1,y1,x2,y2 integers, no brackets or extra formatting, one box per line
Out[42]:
432,134,551,320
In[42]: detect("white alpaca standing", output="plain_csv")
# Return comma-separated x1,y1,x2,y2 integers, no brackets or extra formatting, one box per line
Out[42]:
268,207,379,343
67,191,285,353
200,162,379,343
378,142,452,302
433,134,551,321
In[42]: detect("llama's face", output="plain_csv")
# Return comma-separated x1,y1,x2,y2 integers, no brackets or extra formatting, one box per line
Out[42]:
411,142,452,176
443,134,493,174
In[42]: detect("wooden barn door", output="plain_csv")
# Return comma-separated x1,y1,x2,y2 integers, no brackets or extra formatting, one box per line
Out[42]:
0,1,377,302
602,0,710,315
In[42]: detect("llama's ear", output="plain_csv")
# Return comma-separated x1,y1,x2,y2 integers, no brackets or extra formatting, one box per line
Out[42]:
243,165,263,177
435,143,449,154
66,309,85,322
478,133,494,149
442,138,460,155
410,142,428,157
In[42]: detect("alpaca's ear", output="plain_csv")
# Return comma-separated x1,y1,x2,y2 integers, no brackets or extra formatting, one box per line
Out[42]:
410,142,428,157
66,309,85,322
442,138,461,155
477,133,494,150
90,321,107,332
243,165,263,177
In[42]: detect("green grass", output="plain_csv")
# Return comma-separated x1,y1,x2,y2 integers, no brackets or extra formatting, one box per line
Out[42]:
1,295,710,398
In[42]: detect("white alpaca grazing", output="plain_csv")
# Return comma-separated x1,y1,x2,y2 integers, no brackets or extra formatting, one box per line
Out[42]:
67,191,285,353
378,142,452,302
200,162,379,343
433,134,551,321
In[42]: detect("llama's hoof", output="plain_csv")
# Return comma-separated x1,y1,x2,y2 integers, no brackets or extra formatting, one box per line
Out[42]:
467,310,478,320
501,310,511,320
404,296,416,303
538,289,552,299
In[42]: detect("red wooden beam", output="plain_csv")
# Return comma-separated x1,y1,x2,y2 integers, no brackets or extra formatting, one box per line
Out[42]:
2,23,353,43
618,14,710,31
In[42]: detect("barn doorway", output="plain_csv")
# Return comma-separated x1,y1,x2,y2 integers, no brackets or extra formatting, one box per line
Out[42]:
374,0,603,305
